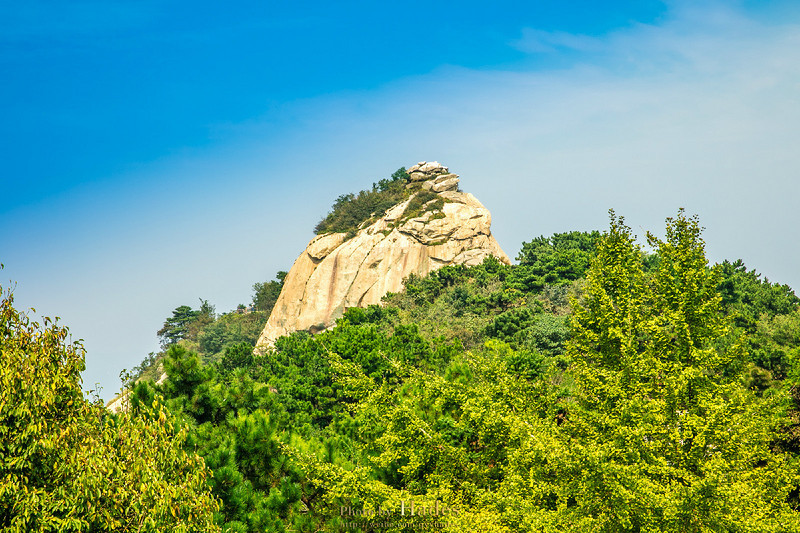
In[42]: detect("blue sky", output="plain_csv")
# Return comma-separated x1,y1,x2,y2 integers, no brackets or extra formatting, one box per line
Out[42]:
2,0,800,401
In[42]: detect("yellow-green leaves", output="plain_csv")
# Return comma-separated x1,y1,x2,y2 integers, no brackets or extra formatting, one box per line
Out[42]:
0,286,220,532
551,211,800,532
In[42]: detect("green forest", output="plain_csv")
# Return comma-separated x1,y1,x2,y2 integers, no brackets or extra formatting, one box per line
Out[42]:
3,206,800,531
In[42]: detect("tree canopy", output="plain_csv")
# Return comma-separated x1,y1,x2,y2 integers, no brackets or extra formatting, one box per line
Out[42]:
0,285,220,532
115,211,800,532
11,198,800,532
520,210,800,531
253,271,287,313
157,304,203,348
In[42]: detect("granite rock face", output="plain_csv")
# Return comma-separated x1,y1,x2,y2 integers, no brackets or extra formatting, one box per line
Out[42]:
255,163,509,350
408,161,449,181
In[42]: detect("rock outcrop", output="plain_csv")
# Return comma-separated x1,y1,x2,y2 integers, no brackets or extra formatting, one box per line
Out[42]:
255,162,510,350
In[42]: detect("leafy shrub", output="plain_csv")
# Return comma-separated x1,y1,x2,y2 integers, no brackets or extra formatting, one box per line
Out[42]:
314,168,409,235
485,307,536,341
402,190,443,220
717,258,800,330
520,313,570,356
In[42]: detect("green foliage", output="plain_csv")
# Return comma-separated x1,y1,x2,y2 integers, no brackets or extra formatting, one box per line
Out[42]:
339,304,397,326
130,294,270,386
520,313,570,358
196,310,268,362
217,341,255,374
116,214,800,532
252,271,287,313
482,304,570,362
133,345,311,532
384,264,501,349
290,334,554,532
314,167,410,235
750,309,800,379
485,307,536,342
718,259,799,329
519,210,800,531
158,303,205,348
717,259,800,378
380,254,582,356
516,230,600,287
129,306,467,531
402,190,444,220
0,286,220,532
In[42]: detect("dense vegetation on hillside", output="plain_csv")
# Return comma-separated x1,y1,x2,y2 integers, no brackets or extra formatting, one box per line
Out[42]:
4,208,800,531
120,211,800,531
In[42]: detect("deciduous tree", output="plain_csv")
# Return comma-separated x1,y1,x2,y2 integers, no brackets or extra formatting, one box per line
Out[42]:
518,211,800,531
0,286,220,532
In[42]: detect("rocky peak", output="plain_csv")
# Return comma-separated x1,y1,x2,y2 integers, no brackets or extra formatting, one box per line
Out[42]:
408,161,449,179
406,161,460,193
255,162,509,350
